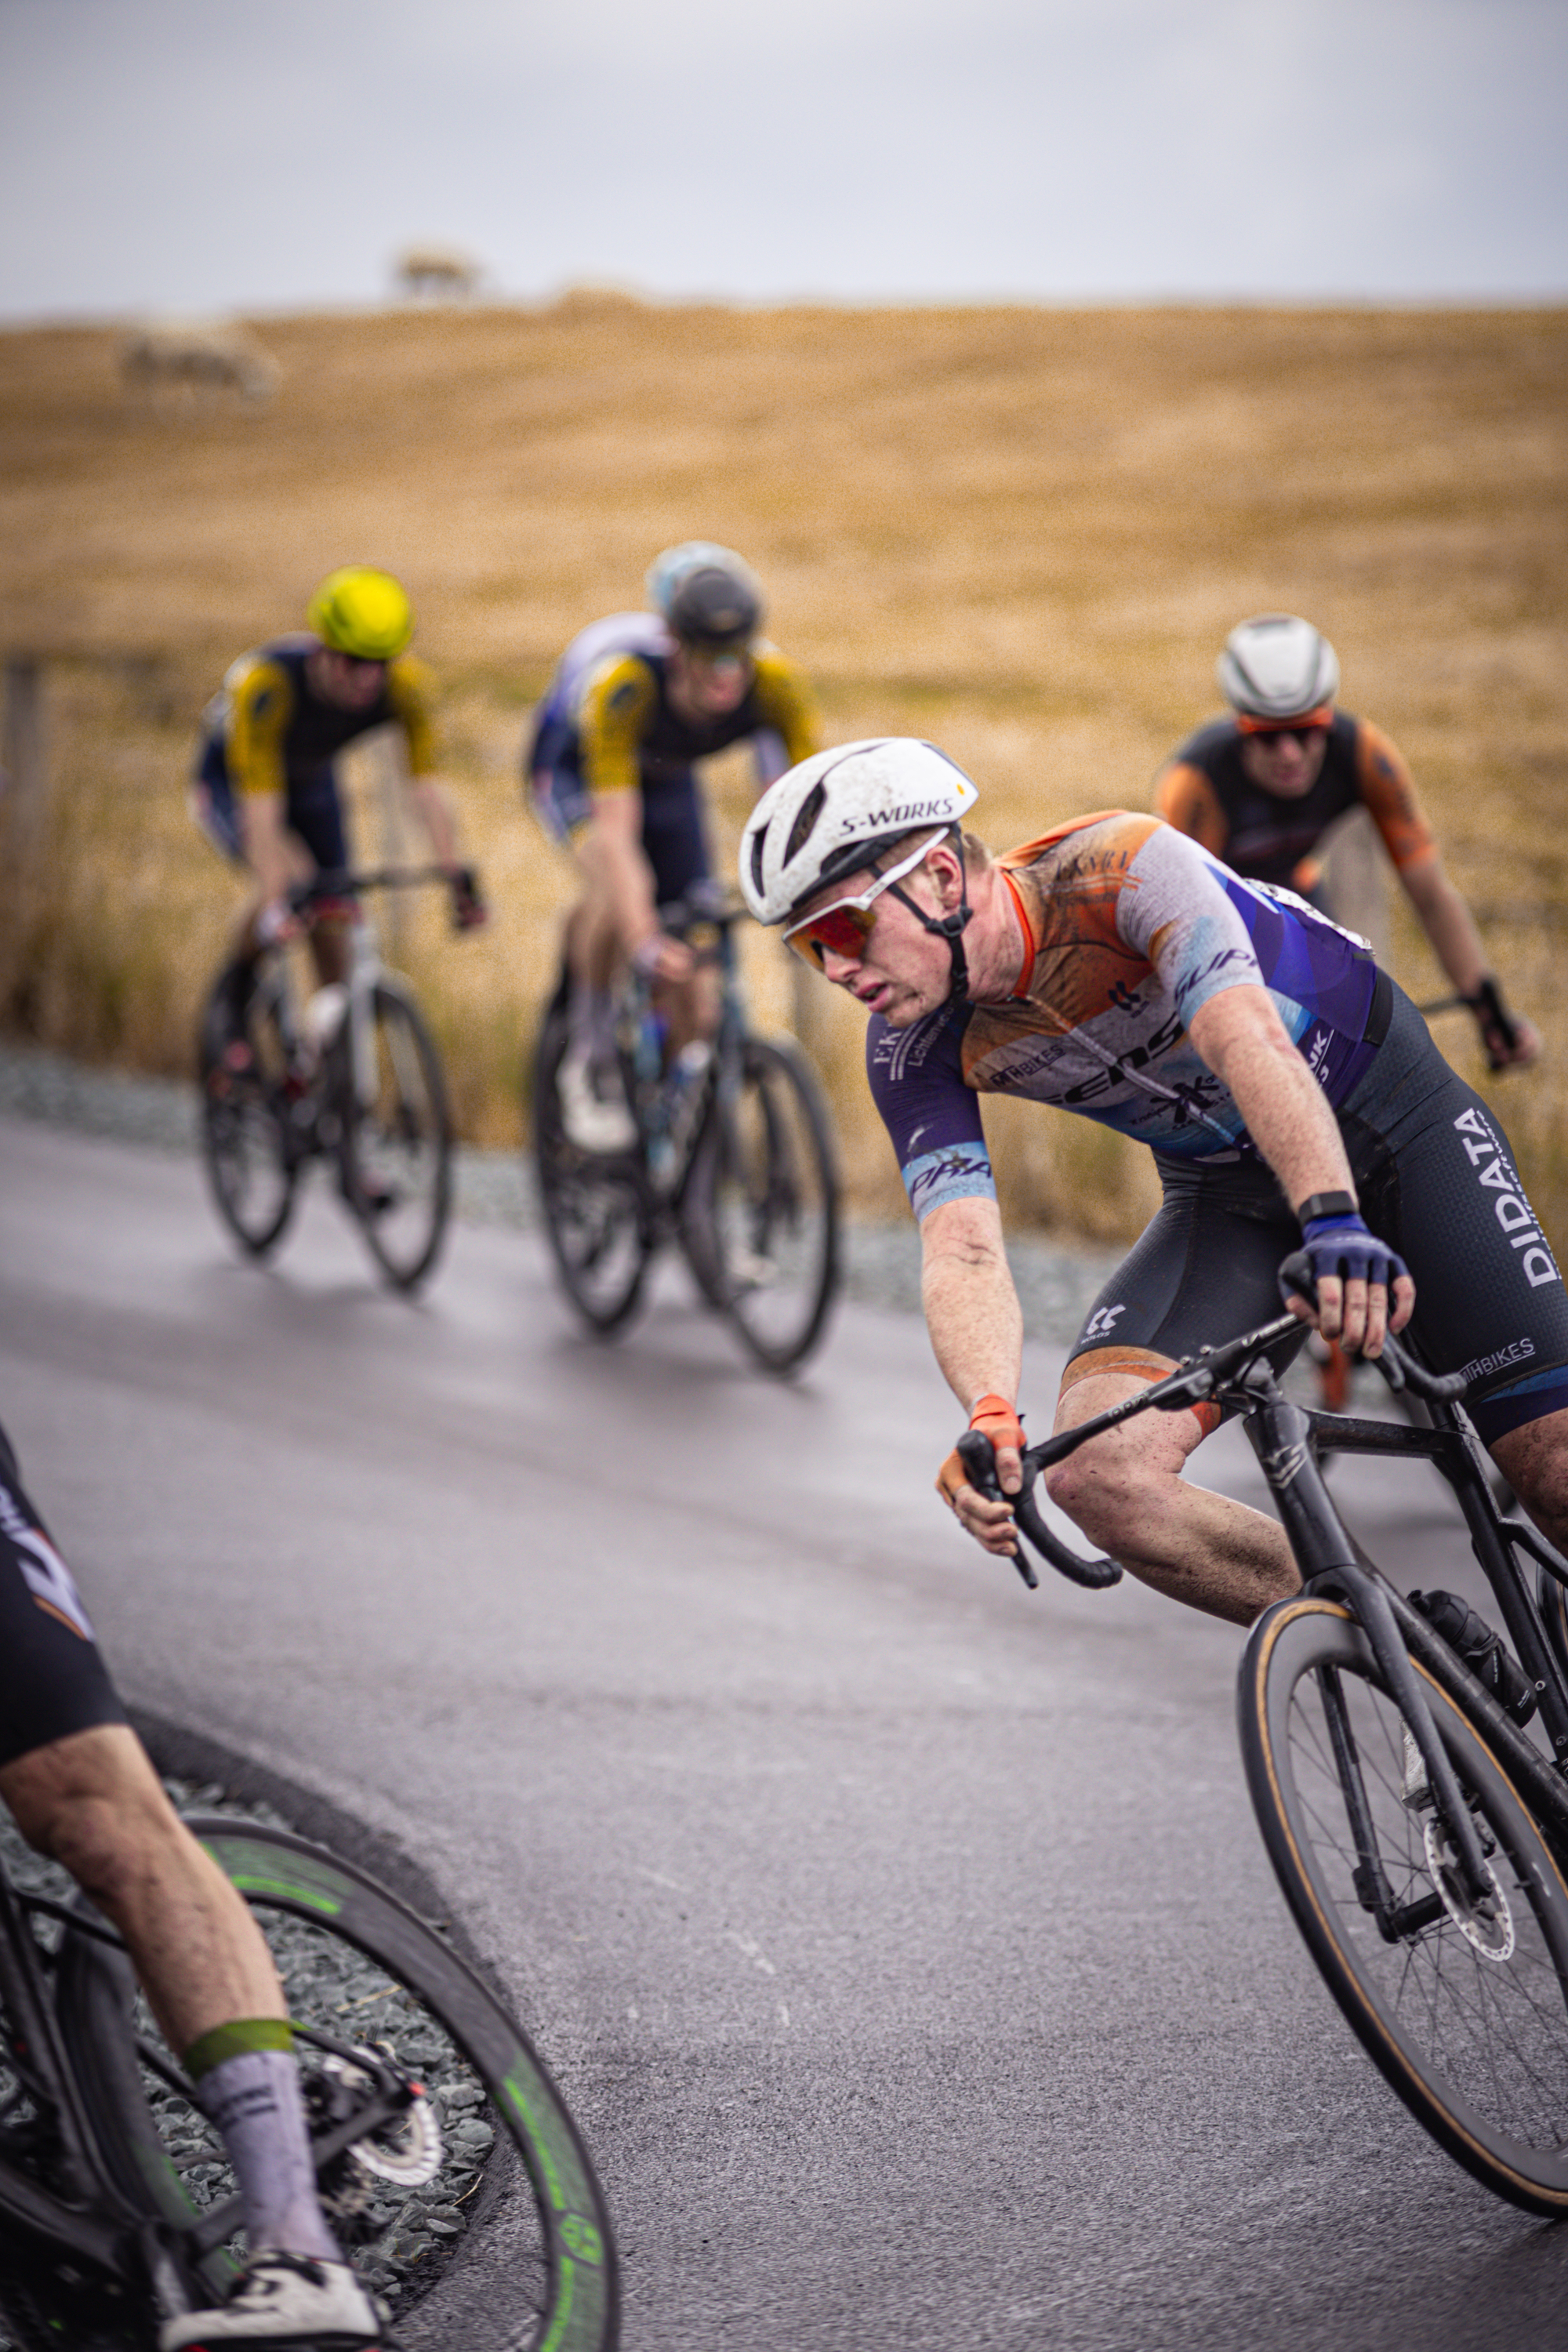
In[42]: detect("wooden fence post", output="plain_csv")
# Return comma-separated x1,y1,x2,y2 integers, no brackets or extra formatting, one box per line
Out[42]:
1,657,47,851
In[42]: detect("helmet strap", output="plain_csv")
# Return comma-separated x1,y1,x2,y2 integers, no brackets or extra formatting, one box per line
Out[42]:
886,827,972,1001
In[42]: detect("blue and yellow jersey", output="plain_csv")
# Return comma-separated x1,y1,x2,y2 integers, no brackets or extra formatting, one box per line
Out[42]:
529,613,818,801
202,635,439,794
576,643,818,797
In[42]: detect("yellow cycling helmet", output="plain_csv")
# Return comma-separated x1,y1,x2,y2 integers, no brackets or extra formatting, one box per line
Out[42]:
307,567,414,660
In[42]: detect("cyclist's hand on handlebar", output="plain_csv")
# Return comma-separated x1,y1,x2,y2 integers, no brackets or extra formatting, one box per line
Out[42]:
1469,977,1540,1073
255,896,302,948
448,866,489,931
631,931,695,985
1282,1210,1414,1359
937,1394,1025,1557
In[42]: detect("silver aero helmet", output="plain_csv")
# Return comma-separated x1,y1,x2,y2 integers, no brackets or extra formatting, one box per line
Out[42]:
1217,615,1341,721
739,738,979,926
645,542,764,649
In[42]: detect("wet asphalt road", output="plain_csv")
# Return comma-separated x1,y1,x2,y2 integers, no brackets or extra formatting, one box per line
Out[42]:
2,1111,1566,2352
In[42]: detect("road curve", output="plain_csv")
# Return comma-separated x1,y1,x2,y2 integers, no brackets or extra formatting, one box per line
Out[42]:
2,1112,1563,2351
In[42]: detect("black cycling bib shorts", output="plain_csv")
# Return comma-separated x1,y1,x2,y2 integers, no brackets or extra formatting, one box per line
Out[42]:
0,1424,128,1773
1065,984,1568,1449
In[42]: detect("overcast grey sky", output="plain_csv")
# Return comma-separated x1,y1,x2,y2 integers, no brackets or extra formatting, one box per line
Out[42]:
2,0,1564,318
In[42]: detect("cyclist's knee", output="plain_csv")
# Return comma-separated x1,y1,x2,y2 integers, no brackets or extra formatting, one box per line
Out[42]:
2,1726,176,1900
1044,1432,1169,1549
1494,1407,1568,1534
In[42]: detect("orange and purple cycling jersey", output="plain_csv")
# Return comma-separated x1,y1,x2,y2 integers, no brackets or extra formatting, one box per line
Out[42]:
869,813,1387,1220
1154,711,1434,895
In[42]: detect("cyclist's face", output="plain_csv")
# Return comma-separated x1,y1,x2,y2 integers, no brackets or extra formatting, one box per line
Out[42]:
1238,724,1330,798
670,644,752,720
312,649,388,710
797,863,952,1026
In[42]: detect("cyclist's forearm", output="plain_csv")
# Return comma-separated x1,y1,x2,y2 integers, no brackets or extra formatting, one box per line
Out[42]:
593,800,661,954
238,793,295,908
921,1203,1023,1413
1399,855,1488,998
1189,986,1356,1215
406,776,460,869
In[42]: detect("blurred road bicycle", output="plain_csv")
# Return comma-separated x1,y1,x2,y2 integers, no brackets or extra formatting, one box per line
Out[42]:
0,1804,618,2350
198,868,463,1292
531,887,840,1374
964,1270,1568,2215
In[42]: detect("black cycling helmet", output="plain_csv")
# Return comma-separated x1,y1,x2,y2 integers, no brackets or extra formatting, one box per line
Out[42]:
665,564,762,652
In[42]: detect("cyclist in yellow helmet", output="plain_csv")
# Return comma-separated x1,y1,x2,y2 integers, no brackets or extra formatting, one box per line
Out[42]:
193,568,485,1031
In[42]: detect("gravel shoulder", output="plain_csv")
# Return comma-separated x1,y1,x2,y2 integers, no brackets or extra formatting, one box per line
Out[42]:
0,1042,1118,1345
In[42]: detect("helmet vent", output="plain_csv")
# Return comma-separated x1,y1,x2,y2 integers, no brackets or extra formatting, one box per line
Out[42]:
785,782,826,866
749,825,769,900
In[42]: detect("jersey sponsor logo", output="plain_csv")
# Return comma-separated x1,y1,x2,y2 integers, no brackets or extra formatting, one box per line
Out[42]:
1171,944,1253,1005
1082,1304,1126,1342
0,1484,96,1642
1457,1336,1536,1387
1305,1026,1332,1078
1454,1108,1560,1290
607,680,641,712
907,1143,993,1218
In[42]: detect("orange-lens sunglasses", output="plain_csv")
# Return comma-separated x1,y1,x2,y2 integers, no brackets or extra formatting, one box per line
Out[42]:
782,831,944,968
1236,706,1333,738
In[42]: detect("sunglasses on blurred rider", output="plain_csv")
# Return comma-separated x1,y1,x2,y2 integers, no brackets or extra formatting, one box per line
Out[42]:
1236,707,1333,739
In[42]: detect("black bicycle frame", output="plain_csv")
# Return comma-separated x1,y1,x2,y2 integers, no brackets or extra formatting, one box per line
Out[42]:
0,1872,142,2275
1247,1379,1568,1900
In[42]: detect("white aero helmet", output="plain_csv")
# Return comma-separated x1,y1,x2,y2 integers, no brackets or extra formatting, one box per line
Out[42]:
739,738,980,927
1217,615,1340,721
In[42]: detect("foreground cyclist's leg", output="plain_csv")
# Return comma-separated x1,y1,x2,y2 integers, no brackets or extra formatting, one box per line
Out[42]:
1491,1403,1568,1552
1041,1165,1306,1625
4,1730,379,2343
1044,1367,1300,1624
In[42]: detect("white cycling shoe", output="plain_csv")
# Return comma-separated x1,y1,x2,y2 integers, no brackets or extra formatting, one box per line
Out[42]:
158,2252,383,2350
558,1054,637,1155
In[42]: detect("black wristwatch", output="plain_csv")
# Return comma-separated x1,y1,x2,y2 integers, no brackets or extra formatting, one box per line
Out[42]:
1295,1191,1358,1226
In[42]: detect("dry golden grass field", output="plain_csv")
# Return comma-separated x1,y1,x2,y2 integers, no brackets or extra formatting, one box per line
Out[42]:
1,297,1564,1243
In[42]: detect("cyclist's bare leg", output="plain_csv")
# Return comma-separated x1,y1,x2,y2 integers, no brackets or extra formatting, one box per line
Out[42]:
1044,1369,1301,1627
0,1723,283,2050
1492,1405,1568,1553
2,1726,349,2277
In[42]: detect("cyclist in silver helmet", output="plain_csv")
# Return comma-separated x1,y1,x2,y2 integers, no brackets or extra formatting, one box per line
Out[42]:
1156,615,1537,1074
526,544,818,1152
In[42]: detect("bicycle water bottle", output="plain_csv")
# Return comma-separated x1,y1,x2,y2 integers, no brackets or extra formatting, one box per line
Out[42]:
1410,1588,1537,1726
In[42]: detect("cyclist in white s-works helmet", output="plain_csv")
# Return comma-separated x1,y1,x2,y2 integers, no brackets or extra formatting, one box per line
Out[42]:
742,736,1568,1648
1156,615,1537,1074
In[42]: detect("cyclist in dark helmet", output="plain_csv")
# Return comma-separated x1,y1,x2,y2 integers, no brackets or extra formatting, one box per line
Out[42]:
526,543,819,1152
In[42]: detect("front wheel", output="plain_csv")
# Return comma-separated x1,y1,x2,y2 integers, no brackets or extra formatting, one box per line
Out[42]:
55,1817,619,2350
691,1036,839,1376
1240,1595,1568,2214
197,962,299,1260
531,989,650,1337
337,981,452,1292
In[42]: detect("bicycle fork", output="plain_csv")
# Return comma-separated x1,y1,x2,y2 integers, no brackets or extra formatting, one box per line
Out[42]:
1244,1385,1500,1911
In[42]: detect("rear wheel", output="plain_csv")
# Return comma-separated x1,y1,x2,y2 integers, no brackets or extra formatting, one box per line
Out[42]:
531,990,650,1336
55,1818,619,2350
197,963,299,1259
1240,1595,1568,2213
338,982,452,1292
697,1036,838,1375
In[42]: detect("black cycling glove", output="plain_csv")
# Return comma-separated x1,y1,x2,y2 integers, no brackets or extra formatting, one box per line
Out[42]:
449,866,488,932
